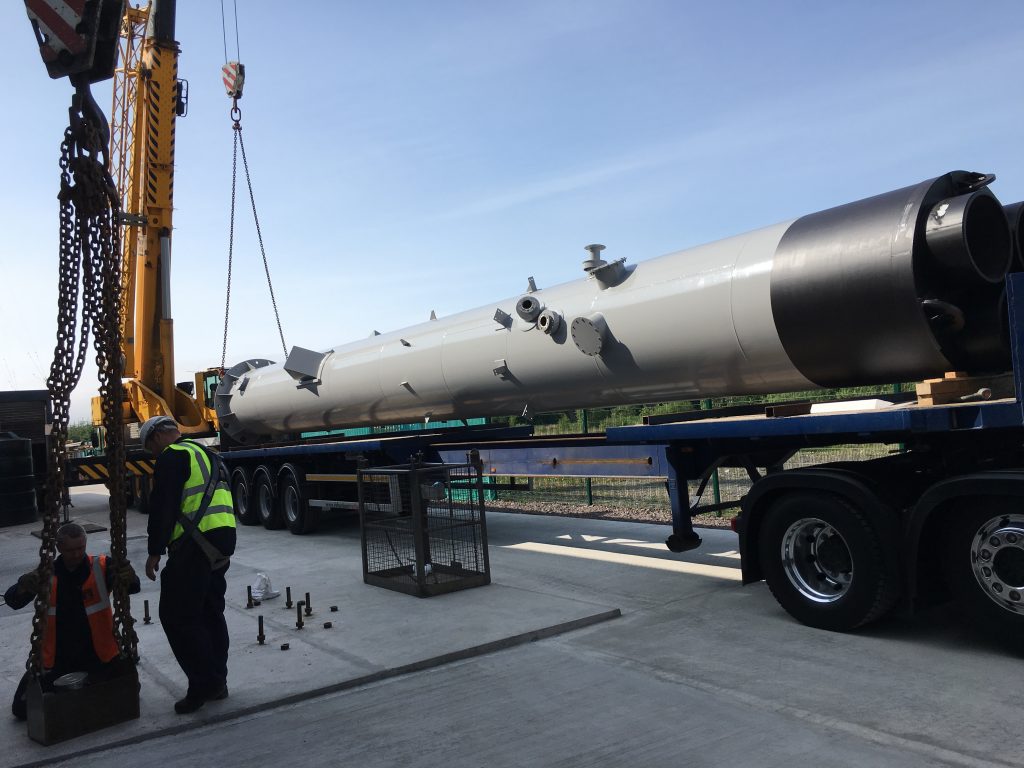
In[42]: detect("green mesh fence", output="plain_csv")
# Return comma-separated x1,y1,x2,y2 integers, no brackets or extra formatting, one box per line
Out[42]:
485,384,908,521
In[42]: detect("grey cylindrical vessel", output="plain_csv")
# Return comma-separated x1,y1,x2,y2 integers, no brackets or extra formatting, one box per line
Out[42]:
216,171,1011,444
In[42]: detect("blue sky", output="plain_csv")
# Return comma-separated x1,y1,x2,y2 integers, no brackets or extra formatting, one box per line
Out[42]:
2,1,1023,421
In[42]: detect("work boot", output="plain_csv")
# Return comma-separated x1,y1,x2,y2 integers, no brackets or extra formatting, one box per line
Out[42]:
174,694,206,715
210,684,229,701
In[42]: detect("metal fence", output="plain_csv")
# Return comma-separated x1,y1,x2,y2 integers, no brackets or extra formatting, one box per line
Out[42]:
485,443,898,520
485,386,907,520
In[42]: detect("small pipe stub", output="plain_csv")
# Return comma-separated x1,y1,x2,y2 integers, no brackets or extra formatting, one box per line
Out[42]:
582,244,607,272
515,294,542,322
538,309,561,336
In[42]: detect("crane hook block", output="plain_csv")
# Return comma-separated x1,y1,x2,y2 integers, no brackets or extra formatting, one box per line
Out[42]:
23,0,121,83
223,61,245,99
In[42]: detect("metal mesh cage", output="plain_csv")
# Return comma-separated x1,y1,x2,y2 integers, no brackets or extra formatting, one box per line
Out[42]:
358,461,490,597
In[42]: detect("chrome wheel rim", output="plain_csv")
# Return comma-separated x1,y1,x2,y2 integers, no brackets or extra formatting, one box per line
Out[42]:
971,513,1024,614
235,484,248,518
284,485,299,524
258,483,272,519
781,517,853,603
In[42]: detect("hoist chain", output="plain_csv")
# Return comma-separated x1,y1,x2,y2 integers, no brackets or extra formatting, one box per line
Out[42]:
221,103,288,364
29,84,138,675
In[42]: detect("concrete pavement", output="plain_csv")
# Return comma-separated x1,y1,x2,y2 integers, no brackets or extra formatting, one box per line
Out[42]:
1,485,1021,768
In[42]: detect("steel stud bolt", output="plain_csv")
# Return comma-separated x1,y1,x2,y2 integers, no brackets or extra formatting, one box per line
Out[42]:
285,586,293,609
296,602,305,629
246,585,254,609
257,615,265,645
143,599,151,625
305,592,313,617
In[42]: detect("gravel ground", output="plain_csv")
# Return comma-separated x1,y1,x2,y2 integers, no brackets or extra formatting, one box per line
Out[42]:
484,498,735,529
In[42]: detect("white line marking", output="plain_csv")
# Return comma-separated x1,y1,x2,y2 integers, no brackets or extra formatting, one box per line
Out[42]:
503,541,741,581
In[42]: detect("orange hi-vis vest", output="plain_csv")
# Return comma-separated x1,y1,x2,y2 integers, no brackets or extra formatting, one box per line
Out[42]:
42,554,119,670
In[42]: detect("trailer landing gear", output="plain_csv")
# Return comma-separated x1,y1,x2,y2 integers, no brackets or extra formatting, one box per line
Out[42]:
665,532,702,552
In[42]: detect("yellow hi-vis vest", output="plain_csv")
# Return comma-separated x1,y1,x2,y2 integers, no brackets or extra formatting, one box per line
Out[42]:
166,440,236,545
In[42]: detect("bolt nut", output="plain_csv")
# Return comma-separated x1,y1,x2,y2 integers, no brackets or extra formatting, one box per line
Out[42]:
280,643,290,651
330,605,338,612
324,622,333,629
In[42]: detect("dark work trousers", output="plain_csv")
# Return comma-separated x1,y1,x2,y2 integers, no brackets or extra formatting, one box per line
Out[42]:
159,544,230,698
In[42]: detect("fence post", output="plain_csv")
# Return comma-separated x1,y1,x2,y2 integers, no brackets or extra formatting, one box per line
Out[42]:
892,383,905,453
700,400,722,513
580,409,593,506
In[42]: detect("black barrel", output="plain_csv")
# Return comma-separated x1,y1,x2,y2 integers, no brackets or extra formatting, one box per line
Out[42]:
0,434,39,526
1004,202,1024,273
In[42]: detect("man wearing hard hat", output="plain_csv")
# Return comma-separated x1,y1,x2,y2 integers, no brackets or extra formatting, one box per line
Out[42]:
140,416,236,715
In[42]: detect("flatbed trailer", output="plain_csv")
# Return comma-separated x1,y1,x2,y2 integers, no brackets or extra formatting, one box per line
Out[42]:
209,275,1024,640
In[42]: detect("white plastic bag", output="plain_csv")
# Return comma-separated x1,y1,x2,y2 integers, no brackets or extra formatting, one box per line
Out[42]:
251,572,280,600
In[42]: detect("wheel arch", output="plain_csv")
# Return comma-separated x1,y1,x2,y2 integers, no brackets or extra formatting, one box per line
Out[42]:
740,468,900,586
906,472,1024,605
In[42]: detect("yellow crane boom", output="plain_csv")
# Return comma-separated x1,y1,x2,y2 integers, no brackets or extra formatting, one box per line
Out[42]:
97,0,218,435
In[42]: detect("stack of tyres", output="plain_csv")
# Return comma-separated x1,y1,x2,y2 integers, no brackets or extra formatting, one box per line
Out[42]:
0,434,38,526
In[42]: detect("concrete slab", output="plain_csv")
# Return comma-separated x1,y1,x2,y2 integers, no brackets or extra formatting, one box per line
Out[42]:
0,486,622,767
3,485,1022,768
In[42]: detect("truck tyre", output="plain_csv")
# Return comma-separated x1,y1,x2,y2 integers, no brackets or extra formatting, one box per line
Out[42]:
231,468,259,526
0,456,33,476
0,475,35,494
137,475,152,518
941,497,1024,644
253,466,283,530
279,464,318,535
758,490,900,631
0,491,38,525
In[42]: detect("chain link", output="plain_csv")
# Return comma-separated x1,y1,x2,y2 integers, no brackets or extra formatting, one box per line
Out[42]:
29,85,138,675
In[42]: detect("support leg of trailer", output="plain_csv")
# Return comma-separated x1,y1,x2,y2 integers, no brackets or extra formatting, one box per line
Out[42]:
664,445,701,553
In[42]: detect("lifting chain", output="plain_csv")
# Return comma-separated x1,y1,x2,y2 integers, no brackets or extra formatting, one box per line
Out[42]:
221,98,288,368
29,82,138,675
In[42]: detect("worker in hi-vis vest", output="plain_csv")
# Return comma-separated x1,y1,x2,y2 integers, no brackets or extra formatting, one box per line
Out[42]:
4,522,140,720
141,416,236,715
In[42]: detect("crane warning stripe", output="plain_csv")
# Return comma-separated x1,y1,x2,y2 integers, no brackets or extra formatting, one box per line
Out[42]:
78,465,102,481
25,0,86,54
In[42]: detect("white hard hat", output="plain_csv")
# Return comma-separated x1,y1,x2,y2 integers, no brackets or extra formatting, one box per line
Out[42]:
139,416,178,447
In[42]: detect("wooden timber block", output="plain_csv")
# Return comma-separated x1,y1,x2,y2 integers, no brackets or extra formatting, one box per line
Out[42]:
27,662,140,745
915,372,1012,406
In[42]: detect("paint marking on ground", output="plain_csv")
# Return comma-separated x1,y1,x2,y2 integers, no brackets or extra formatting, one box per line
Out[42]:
503,541,742,581
709,549,741,559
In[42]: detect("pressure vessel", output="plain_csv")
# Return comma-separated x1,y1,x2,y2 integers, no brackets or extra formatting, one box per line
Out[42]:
216,171,1012,444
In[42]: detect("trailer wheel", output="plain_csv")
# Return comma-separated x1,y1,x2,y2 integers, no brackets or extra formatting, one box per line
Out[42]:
279,464,319,535
942,498,1024,642
253,466,283,530
758,491,899,631
127,475,150,514
231,468,259,526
